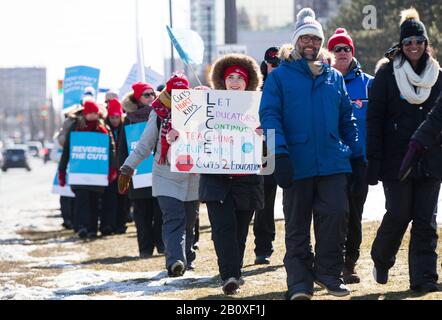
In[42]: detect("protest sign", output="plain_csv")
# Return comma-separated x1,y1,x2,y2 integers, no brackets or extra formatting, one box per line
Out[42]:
171,89,263,174
51,170,75,197
68,132,109,186
125,122,154,188
63,66,100,110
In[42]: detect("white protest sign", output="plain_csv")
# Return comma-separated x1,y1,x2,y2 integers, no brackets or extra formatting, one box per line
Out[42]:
216,45,247,57
119,64,164,98
171,89,263,174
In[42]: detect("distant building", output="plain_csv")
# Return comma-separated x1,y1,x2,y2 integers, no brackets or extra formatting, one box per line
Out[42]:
0,67,47,142
295,0,352,25
237,0,294,31
190,0,225,83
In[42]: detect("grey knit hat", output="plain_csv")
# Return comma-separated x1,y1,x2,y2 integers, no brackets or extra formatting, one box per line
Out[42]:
292,8,324,47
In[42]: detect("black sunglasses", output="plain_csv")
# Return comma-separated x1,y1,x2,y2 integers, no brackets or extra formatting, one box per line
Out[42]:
401,36,426,46
142,92,156,98
333,46,352,53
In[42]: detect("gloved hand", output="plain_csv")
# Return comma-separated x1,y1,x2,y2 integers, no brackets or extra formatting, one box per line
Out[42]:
118,165,134,194
58,170,66,187
166,129,180,144
349,157,367,195
274,154,294,189
398,139,425,182
108,167,118,184
366,159,381,186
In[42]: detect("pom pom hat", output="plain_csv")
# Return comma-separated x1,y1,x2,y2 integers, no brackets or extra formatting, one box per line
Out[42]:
399,8,428,43
327,28,354,55
292,8,325,48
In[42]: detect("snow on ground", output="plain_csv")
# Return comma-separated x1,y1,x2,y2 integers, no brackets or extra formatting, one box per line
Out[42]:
0,159,216,300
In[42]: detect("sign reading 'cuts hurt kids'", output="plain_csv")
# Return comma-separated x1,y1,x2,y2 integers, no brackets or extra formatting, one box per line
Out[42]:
171,89,263,174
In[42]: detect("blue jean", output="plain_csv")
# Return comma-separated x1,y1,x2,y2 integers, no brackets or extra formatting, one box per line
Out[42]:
157,196,198,270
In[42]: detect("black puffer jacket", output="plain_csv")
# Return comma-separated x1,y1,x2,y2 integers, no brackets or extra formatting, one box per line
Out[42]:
199,53,264,211
367,59,442,180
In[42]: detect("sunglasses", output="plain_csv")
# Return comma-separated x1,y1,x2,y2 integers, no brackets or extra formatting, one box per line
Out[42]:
300,35,322,45
401,36,426,46
142,92,156,98
333,46,352,53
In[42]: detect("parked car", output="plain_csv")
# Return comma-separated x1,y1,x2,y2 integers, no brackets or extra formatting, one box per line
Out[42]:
1,146,31,172
27,141,43,158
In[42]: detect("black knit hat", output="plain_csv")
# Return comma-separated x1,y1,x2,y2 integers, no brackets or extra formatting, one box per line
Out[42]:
399,8,428,42
264,47,280,66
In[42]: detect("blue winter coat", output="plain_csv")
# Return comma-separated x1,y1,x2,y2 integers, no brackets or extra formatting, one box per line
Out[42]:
259,57,363,181
343,60,373,161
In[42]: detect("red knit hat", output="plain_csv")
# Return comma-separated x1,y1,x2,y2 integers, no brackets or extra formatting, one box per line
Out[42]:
132,82,154,100
83,100,100,115
165,74,190,93
107,98,123,117
327,28,354,56
223,65,249,87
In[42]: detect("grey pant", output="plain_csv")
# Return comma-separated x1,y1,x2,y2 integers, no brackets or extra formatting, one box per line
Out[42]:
283,174,348,294
157,196,198,270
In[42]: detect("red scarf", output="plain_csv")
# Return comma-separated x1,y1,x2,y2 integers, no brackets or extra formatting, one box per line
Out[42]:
78,120,108,134
152,95,172,164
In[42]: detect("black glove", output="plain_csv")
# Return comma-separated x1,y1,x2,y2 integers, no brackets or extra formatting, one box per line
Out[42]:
349,157,367,196
274,154,294,189
366,159,381,186
398,139,424,182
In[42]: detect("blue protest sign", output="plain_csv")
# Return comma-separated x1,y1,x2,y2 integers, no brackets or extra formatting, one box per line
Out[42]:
63,66,100,110
125,122,153,188
51,170,75,197
68,132,109,186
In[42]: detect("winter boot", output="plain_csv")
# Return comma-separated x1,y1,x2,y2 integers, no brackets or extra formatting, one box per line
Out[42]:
343,258,360,284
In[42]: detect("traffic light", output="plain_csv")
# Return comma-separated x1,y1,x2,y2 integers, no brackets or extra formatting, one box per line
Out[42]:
57,80,63,94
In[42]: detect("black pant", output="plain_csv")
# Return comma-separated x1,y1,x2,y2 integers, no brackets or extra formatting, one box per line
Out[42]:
206,192,254,281
194,215,200,245
371,178,440,287
133,198,164,255
100,181,118,232
253,178,277,257
283,174,348,294
73,189,101,234
345,177,369,263
60,196,75,226
100,181,129,232
115,193,130,231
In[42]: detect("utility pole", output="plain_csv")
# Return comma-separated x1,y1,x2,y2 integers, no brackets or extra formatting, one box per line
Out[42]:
135,0,146,82
207,4,213,64
224,0,237,44
169,0,175,74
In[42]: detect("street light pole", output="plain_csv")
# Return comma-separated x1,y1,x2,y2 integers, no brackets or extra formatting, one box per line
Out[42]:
135,0,146,82
225,0,237,44
169,0,175,75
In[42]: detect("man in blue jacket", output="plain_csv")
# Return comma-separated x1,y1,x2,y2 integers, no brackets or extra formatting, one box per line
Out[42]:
328,28,373,285
259,8,363,300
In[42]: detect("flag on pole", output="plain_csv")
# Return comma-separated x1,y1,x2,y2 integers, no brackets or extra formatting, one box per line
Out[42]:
166,25,204,66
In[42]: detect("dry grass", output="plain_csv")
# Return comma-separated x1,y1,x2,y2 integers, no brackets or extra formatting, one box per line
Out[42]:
2,204,442,300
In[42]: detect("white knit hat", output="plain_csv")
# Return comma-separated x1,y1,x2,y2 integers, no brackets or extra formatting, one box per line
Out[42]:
292,8,324,47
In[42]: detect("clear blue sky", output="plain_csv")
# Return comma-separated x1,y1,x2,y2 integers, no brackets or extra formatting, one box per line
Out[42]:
0,0,190,106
